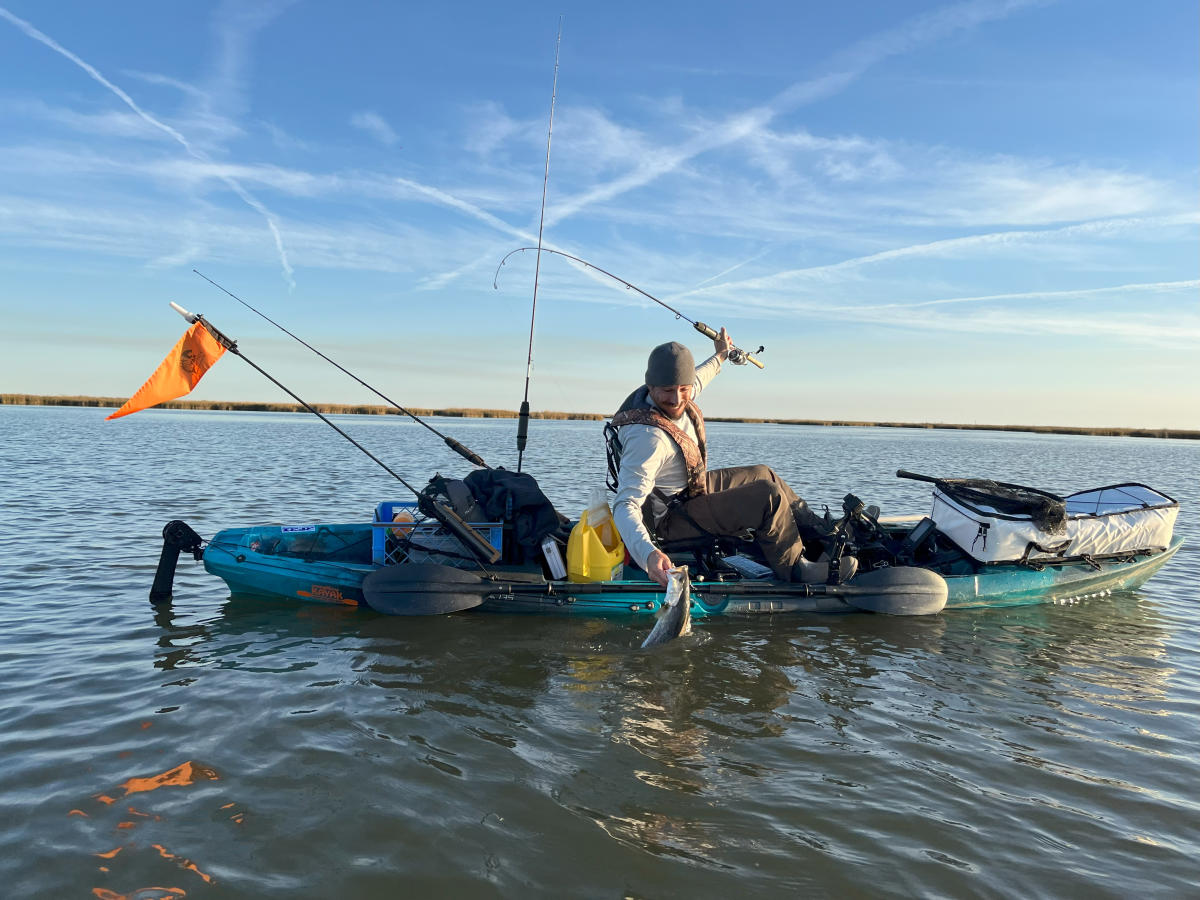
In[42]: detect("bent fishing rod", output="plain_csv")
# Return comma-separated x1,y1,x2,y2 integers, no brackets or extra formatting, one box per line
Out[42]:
167,301,500,564
494,247,766,368
192,269,489,470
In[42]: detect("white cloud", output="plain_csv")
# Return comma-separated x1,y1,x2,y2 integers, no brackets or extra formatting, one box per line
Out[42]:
0,192,496,276
556,107,655,171
462,101,525,157
879,304,1200,346
350,110,399,147
908,156,1175,225
206,0,294,120
545,0,1045,227
7,99,170,141
123,69,209,103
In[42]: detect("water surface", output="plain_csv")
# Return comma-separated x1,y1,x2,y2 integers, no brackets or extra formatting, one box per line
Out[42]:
0,406,1196,898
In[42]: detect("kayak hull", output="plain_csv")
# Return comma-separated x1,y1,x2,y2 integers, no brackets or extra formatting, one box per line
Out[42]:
941,537,1181,609
202,523,375,607
201,522,1182,616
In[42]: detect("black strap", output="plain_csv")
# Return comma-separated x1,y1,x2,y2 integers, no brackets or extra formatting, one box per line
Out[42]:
1017,538,1072,565
603,421,622,492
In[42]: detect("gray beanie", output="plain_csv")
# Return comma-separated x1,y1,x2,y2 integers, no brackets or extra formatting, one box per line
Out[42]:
645,342,695,387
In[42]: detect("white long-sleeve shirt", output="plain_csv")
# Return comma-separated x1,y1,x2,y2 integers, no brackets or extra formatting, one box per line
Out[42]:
612,354,723,571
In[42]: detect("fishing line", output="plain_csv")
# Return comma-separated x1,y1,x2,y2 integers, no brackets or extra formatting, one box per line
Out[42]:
515,18,563,474
192,269,489,469
494,247,766,368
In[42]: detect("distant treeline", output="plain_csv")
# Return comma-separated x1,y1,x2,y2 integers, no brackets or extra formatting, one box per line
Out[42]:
705,417,1198,440
4,394,1196,439
1,394,604,421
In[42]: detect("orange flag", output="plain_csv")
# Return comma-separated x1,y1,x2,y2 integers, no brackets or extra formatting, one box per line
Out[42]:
107,322,226,420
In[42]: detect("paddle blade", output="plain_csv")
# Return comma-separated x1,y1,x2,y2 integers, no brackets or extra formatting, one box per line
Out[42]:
840,566,948,616
362,564,488,616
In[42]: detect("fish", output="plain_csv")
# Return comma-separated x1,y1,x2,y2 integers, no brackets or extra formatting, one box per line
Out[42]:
640,565,693,649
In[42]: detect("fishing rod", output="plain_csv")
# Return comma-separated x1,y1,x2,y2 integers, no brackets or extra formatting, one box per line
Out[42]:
192,269,489,470
494,247,766,368
167,302,500,564
515,18,562,474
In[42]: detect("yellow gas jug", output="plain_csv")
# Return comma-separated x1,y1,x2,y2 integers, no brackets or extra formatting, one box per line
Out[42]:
566,498,625,582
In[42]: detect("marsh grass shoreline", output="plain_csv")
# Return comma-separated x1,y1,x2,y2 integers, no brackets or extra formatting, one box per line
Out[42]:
4,394,1196,440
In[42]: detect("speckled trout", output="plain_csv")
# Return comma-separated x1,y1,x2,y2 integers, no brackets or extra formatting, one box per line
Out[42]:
640,566,693,649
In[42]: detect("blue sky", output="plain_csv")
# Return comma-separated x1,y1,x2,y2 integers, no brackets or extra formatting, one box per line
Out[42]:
1,0,1196,428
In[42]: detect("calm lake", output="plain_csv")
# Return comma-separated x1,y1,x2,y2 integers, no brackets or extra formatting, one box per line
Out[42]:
1,404,1196,898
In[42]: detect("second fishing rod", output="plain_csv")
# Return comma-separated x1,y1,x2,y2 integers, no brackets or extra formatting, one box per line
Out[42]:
193,269,489,471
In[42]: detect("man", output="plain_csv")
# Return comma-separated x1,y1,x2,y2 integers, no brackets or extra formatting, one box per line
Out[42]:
611,330,851,586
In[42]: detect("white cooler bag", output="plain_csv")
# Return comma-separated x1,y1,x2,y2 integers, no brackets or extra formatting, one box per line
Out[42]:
931,482,1177,564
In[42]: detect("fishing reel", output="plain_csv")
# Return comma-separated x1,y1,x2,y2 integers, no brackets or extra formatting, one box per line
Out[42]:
693,321,765,368
726,345,765,366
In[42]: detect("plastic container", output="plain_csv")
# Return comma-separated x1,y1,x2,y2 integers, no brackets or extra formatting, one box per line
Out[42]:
541,537,567,579
566,493,625,582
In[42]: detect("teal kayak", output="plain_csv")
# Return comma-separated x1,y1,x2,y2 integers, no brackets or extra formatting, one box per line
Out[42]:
195,517,1182,617
166,475,1181,618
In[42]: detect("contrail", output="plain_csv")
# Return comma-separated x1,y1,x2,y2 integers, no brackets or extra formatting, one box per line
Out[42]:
851,279,1200,312
687,246,777,290
678,215,1200,299
392,177,532,243
0,5,296,289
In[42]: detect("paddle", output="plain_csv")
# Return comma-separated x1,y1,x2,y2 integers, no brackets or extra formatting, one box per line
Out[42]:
828,566,948,615
360,562,948,617
362,564,491,615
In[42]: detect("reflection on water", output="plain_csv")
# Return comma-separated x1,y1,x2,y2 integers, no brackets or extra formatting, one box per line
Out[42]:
65,755,227,896
0,406,1197,897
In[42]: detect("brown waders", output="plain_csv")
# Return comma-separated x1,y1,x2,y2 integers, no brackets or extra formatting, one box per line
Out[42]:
655,464,804,580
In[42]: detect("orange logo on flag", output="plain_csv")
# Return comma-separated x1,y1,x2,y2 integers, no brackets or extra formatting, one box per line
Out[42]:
107,322,226,420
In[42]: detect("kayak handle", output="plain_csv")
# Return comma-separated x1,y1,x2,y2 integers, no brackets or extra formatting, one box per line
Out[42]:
896,470,939,484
